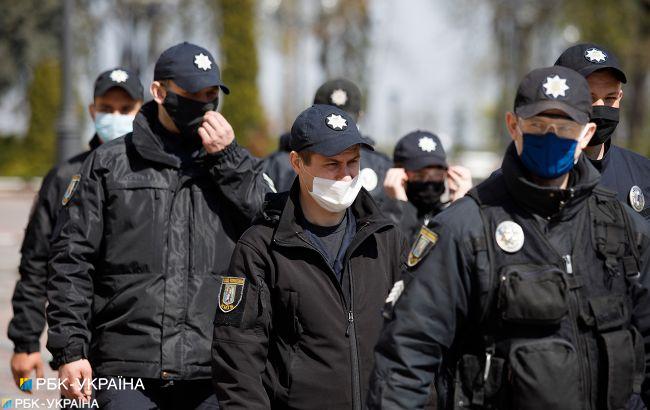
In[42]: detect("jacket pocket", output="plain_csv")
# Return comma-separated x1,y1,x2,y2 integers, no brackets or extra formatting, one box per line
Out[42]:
103,181,168,272
497,265,568,325
509,338,583,410
598,327,645,409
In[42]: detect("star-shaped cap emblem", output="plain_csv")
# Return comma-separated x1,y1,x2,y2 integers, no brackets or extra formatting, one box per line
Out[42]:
584,48,607,63
542,75,570,99
330,89,348,106
194,53,212,71
418,136,437,152
109,69,129,83
326,114,348,130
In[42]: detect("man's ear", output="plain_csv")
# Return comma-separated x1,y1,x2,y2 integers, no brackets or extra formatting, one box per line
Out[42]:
579,122,597,149
506,112,525,155
289,151,301,174
505,111,519,140
150,81,167,104
88,103,96,121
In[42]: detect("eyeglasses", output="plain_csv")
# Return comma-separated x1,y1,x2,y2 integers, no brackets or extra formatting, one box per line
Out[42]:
519,116,584,136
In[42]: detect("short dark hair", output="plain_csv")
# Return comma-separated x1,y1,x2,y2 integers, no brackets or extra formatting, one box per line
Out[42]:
297,150,313,165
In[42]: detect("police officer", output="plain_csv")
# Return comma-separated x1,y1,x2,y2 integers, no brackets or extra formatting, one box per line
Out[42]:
263,78,393,199
8,67,143,390
382,130,472,241
212,104,407,410
555,43,650,220
46,42,273,408
368,66,650,409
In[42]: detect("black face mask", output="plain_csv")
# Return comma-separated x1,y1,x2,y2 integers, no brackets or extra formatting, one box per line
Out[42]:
406,180,445,215
162,90,219,136
589,105,619,146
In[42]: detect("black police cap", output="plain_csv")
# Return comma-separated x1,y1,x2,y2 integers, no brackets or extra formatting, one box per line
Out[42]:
555,43,627,83
290,104,372,157
514,66,592,124
154,42,230,94
94,67,144,100
393,130,447,171
313,78,362,118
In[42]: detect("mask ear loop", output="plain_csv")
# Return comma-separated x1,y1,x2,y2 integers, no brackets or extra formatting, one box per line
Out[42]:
299,157,316,179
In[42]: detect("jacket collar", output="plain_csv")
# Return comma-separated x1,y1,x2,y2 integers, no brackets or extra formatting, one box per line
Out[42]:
88,134,102,150
131,101,210,168
588,139,613,173
502,142,600,220
272,179,392,247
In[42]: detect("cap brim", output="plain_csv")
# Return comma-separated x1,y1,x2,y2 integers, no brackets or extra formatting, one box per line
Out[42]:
578,65,627,84
307,134,373,157
94,83,142,100
173,75,230,94
516,100,589,124
402,156,448,171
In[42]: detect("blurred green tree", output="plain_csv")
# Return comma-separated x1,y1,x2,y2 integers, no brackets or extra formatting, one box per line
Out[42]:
214,0,270,155
0,60,61,177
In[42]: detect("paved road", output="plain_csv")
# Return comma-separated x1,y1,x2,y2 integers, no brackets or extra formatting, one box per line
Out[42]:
0,190,59,404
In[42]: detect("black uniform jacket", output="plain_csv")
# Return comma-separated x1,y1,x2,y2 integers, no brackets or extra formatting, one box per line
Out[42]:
9,136,100,353
368,145,650,409
212,182,408,410
593,142,650,220
46,101,273,379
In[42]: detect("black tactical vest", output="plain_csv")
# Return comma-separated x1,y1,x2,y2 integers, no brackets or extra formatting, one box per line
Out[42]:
453,175,645,410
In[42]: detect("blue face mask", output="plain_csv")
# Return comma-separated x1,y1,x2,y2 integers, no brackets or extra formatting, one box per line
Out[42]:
519,131,580,179
95,112,136,143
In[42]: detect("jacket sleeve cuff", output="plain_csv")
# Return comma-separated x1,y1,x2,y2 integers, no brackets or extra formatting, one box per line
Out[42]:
13,341,40,354
205,140,242,167
50,343,88,370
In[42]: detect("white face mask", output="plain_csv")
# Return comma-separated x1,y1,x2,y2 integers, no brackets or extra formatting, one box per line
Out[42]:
301,161,363,213
95,112,136,143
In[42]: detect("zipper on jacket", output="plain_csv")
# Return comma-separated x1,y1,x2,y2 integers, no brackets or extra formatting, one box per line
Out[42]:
277,220,388,410
346,264,362,410
563,256,592,410
345,311,354,336
161,170,185,375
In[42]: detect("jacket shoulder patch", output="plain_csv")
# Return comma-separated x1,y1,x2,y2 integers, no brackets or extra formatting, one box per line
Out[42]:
215,276,248,327
407,226,438,267
219,276,246,313
61,174,81,206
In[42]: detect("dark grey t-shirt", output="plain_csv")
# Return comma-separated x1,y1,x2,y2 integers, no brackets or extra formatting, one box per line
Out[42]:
301,212,348,270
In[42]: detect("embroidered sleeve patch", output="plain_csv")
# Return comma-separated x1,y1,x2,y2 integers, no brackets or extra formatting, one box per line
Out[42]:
219,277,246,312
61,174,81,206
215,276,248,327
407,226,438,267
